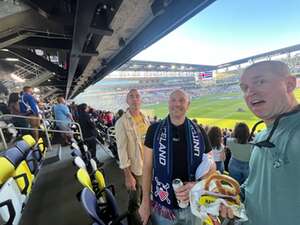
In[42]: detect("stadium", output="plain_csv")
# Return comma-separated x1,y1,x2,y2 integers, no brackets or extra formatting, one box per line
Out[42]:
1,1,300,225
76,53,300,128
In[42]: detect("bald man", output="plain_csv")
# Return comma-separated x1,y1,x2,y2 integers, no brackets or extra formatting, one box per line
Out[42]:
115,89,150,225
221,61,300,225
139,89,214,225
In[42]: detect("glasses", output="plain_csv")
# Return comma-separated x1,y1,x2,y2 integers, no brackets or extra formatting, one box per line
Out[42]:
250,105,300,149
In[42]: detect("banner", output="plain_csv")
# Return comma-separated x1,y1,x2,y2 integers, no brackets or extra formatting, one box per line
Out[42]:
199,71,213,80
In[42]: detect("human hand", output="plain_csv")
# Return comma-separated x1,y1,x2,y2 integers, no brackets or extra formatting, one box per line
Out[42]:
138,200,151,225
125,174,136,191
219,203,234,219
174,181,196,204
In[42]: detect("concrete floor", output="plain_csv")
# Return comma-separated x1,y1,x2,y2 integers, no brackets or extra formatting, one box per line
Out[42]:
19,144,129,225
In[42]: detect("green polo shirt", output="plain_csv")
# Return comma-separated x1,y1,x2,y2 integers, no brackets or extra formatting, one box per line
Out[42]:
243,112,300,225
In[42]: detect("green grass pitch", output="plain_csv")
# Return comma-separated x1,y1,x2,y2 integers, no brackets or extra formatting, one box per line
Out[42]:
143,88,300,129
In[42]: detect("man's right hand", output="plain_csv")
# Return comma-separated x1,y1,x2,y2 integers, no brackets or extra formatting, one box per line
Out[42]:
125,173,136,191
219,204,234,219
139,200,151,225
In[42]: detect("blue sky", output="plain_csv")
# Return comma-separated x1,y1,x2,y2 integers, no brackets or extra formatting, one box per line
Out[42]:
134,0,300,65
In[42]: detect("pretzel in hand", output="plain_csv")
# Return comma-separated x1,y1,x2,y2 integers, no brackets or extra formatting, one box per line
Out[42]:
204,172,240,200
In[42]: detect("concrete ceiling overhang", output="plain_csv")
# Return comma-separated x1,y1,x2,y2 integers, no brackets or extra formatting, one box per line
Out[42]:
0,0,216,100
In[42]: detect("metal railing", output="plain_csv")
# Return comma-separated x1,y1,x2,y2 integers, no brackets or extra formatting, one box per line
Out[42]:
0,114,83,151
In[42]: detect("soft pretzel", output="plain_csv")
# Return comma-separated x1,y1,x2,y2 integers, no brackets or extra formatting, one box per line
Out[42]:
204,172,240,197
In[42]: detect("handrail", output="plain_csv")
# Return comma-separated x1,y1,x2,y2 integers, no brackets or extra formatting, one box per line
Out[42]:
0,114,84,152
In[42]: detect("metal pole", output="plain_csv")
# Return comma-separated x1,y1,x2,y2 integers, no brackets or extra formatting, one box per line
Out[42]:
0,128,8,150
41,118,52,151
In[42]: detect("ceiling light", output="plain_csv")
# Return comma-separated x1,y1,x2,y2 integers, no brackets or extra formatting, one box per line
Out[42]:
34,88,40,93
5,58,19,62
10,73,25,83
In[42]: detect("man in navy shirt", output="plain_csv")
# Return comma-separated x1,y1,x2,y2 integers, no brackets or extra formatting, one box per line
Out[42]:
19,86,40,140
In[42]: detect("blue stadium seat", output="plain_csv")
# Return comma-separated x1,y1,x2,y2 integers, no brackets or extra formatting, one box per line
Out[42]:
80,188,105,225
25,151,40,175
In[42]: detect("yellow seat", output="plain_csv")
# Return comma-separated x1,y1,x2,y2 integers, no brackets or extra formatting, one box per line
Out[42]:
95,170,106,190
13,161,34,195
22,135,36,148
76,168,93,192
0,157,15,186
37,138,46,155
76,168,106,192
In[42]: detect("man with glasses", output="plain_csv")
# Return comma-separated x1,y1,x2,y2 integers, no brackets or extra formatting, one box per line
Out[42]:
221,61,300,225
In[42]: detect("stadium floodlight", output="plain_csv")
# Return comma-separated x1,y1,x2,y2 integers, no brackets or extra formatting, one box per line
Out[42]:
148,64,152,68
10,73,25,83
180,65,185,70
160,65,165,68
171,65,176,69
5,58,19,61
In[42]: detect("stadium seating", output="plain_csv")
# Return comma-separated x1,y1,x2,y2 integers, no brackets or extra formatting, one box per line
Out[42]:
80,187,127,225
0,178,26,225
0,135,48,225
13,161,34,195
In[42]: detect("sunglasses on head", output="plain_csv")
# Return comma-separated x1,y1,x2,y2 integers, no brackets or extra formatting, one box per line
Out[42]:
249,105,300,148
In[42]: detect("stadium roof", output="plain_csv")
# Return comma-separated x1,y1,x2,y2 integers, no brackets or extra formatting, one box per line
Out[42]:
0,0,216,99
118,60,216,72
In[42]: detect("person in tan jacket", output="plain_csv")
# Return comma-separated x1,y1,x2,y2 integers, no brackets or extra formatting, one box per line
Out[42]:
115,89,150,225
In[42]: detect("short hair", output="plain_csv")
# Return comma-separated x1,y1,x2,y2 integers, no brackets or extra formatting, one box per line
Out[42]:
23,86,32,92
169,89,190,102
243,60,290,78
78,103,88,112
57,96,64,103
127,88,139,97
233,122,250,144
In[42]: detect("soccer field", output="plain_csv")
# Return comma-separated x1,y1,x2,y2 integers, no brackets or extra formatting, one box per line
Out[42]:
143,88,300,129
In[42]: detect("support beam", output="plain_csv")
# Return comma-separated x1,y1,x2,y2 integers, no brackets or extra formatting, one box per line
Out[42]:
26,72,53,87
65,0,99,98
11,37,72,50
22,0,57,18
42,88,59,99
66,0,122,99
0,32,32,49
8,48,67,77
82,0,216,91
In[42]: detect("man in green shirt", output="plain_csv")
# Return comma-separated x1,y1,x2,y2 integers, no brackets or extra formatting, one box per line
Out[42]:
221,60,300,224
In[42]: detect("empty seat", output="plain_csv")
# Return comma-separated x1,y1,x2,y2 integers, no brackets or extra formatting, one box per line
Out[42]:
76,168,106,194
37,138,46,156
80,188,126,225
76,168,93,192
0,157,15,186
80,188,105,225
25,151,40,175
13,161,34,195
22,135,36,148
3,147,25,168
73,156,86,170
0,178,25,225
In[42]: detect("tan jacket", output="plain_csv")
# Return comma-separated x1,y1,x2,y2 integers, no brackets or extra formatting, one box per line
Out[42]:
115,110,150,176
